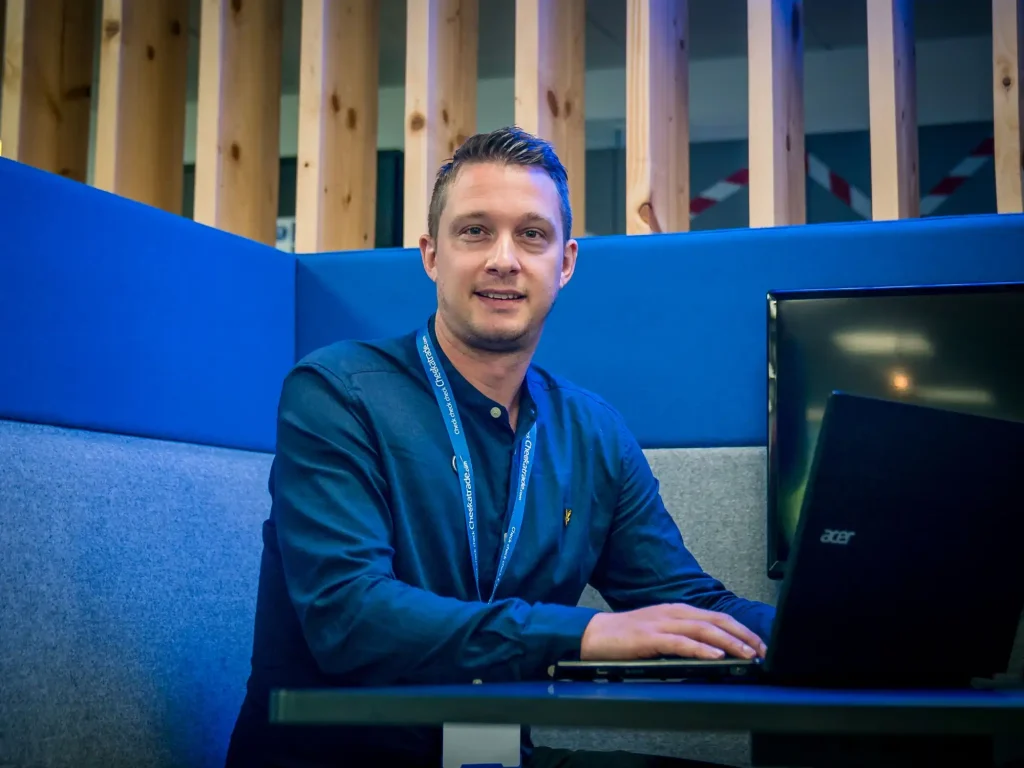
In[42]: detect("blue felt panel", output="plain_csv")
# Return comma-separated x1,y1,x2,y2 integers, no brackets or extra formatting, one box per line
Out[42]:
295,213,1024,449
0,159,295,453
296,246,437,354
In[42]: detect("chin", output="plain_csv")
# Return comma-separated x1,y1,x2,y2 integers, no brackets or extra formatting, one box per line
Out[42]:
465,321,531,352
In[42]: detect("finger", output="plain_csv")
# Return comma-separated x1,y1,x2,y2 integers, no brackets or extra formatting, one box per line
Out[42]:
654,633,727,660
660,620,758,659
704,614,768,658
661,605,767,658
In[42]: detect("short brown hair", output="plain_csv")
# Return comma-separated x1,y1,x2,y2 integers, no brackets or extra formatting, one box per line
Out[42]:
427,126,572,242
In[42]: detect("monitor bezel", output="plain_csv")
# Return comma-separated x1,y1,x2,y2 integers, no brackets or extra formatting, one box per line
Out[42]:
765,279,1024,580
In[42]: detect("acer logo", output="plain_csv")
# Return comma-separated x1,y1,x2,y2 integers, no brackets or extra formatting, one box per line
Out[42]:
820,529,856,545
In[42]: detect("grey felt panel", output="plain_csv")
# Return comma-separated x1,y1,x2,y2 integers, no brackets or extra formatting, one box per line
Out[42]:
0,420,272,768
533,448,776,767
0,420,779,767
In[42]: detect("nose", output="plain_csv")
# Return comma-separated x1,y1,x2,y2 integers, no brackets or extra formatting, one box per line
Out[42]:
485,234,521,275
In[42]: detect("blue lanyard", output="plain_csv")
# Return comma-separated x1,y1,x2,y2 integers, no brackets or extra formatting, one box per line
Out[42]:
417,326,537,603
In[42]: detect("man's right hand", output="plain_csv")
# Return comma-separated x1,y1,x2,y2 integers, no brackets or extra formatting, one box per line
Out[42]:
579,604,767,661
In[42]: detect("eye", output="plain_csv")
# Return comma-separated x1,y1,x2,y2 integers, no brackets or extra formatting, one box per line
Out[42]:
461,225,486,237
522,228,544,239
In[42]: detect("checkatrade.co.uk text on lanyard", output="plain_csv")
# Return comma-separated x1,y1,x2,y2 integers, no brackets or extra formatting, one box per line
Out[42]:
417,326,537,604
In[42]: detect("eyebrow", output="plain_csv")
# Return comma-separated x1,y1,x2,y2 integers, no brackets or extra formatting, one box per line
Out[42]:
450,211,490,224
518,212,556,230
449,211,555,227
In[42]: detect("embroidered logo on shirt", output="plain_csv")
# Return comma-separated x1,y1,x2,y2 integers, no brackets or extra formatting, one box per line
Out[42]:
564,508,572,526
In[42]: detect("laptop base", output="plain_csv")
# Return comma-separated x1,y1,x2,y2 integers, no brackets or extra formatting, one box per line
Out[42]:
550,657,763,683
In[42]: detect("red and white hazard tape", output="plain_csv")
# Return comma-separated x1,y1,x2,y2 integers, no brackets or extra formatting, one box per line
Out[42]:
919,137,994,216
688,157,866,220
806,153,872,219
690,169,749,219
690,137,994,221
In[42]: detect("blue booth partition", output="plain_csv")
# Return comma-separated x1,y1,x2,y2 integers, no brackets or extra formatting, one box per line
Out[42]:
0,159,295,768
295,212,1024,449
0,158,295,453
2,152,1024,768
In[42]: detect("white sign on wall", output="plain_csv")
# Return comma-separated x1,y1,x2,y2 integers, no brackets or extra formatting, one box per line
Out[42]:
276,217,295,253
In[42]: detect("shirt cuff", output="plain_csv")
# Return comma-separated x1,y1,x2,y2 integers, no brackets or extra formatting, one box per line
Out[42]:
522,602,603,678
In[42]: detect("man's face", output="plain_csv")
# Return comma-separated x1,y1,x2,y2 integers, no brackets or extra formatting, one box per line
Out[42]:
420,162,577,352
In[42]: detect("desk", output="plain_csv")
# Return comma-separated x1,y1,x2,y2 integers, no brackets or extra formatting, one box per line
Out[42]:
271,682,1024,766
270,681,1024,734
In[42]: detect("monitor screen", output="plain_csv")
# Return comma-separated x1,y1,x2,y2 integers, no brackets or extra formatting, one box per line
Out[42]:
766,282,1024,579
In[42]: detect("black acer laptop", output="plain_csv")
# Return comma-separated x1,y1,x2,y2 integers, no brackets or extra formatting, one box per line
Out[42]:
552,392,1024,689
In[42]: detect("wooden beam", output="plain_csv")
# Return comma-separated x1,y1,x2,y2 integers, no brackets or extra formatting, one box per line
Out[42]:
193,0,283,245
747,0,805,228
0,3,5,132
867,0,918,220
93,0,190,214
1,0,5,158
1,0,96,182
993,0,1024,213
294,0,379,253
404,0,478,248
514,0,586,238
625,0,689,235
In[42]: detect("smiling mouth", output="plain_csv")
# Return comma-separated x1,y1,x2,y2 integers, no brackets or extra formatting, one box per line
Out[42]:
475,291,525,302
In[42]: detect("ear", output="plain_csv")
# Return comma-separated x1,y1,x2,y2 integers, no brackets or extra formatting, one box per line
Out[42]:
420,234,438,282
559,238,578,289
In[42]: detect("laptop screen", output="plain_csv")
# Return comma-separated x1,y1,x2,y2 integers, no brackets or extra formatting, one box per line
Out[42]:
766,282,1024,579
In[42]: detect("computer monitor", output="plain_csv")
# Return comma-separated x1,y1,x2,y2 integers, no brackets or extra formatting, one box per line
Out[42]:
765,281,1024,580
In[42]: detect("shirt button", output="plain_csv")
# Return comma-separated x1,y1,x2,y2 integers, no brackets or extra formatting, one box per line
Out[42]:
490,407,501,418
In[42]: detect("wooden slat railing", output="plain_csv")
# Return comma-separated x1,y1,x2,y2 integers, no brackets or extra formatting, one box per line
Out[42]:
747,0,806,227
295,0,380,252
625,0,689,235
992,0,1023,213
1,0,1022,247
403,0,479,248
194,0,284,245
867,0,919,220
515,0,586,239
1,0,94,185
93,0,190,215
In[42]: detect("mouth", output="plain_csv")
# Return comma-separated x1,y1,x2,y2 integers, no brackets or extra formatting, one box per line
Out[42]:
474,290,526,306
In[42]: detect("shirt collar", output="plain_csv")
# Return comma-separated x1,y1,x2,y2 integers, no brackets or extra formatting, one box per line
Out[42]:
426,314,538,429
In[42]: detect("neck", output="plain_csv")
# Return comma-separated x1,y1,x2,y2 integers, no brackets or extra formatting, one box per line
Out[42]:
433,313,535,417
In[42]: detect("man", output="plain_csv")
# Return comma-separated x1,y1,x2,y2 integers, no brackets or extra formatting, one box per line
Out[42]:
226,127,774,768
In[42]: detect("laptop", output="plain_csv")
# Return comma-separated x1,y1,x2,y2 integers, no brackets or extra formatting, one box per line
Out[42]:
552,392,1024,689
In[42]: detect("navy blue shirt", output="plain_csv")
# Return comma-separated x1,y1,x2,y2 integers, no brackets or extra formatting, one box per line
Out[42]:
227,315,775,767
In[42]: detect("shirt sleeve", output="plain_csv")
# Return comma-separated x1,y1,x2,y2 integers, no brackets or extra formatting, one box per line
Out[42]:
271,363,600,685
588,416,776,643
